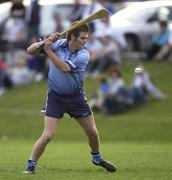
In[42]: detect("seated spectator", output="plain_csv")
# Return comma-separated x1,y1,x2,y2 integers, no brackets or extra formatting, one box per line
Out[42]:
86,31,121,77
89,75,110,111
101,17,127,50
168,34,172,62
102,67,132,114
107,66,125,96
0,55,13,96
147,20,171,60
104,65,166,113
154,32,172,61
85,31,103,77
89,67,129,114
8,53,33,86
0,57,7,96
129,65,167,104
90,64,167,115
128,73,147,105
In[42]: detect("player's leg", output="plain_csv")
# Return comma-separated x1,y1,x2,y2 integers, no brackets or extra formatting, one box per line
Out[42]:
31,116,61,160
75,114,100,153
75,114,117,172
24,116,61,174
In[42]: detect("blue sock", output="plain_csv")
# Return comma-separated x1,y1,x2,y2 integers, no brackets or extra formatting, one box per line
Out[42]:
27,159,37,169
91,152,102,164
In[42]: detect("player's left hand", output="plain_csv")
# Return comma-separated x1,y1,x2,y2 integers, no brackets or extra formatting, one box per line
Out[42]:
48,32,60,42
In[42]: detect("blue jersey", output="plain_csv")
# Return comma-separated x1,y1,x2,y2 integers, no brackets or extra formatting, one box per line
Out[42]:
48,39,90,95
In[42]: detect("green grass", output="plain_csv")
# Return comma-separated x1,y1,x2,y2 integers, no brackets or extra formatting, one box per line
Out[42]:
0,62,172,179
0,141,171,180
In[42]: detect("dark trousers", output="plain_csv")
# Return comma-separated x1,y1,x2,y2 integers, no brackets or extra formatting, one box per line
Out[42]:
147,44,161,59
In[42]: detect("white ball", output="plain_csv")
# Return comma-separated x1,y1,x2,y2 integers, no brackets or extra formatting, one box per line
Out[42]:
135,67,142,74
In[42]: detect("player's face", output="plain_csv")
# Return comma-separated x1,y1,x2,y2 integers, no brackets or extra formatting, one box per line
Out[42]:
74,32,88,49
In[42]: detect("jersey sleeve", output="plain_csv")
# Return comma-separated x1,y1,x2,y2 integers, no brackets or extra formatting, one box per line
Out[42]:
65,51,90,72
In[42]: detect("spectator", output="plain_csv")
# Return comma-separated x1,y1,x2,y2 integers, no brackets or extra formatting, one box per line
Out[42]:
69,0,85,22
89,67,128,114
167,34,172,62
101,17,127,50
89,75,110,111
107,67,126,96
11,0,26,19
82,0,104,33
87,31,121,77
85,31,103,76
0,55,13,96
3,13,27,50
99,0,116,15
53,13,64,33
154,31,172,61
25,0,40,39
128,70,147,105
147,20,171,60
3,0,27,67
8,52,33,86
129,65,167,104
0,56,7,96
102,67,130,114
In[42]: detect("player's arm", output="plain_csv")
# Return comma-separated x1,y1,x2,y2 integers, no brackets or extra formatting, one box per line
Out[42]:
43,34,71,72
27,41,44,55
27,32,60,55
45,47,71,72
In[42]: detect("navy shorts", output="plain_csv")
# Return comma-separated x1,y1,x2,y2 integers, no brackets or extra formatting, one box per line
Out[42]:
45,89,92,119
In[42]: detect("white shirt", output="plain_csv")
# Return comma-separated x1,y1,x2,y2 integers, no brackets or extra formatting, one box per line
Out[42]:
109,78,125,95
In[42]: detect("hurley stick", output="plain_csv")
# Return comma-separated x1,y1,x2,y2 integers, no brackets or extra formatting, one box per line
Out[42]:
27,9,109,55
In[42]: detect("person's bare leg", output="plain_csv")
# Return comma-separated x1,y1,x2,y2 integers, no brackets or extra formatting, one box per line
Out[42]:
75,114,100,153
75,114,117,172
30,116,61,161
24,116,61,174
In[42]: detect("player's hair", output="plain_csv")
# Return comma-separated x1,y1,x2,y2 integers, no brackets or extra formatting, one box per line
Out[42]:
66,21,90,41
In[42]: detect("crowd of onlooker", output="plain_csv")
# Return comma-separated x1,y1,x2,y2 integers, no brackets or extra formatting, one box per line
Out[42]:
0,0,169,114
89,64,167,115
0,0,49,96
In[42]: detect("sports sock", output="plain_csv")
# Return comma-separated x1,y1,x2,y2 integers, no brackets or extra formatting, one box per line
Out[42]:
91,152,102,164
27,159,37,169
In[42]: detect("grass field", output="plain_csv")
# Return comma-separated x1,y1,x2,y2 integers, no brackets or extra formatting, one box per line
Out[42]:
0,62,172,180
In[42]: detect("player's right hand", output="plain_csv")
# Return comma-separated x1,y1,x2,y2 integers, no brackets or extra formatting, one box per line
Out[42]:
48,32,60,42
